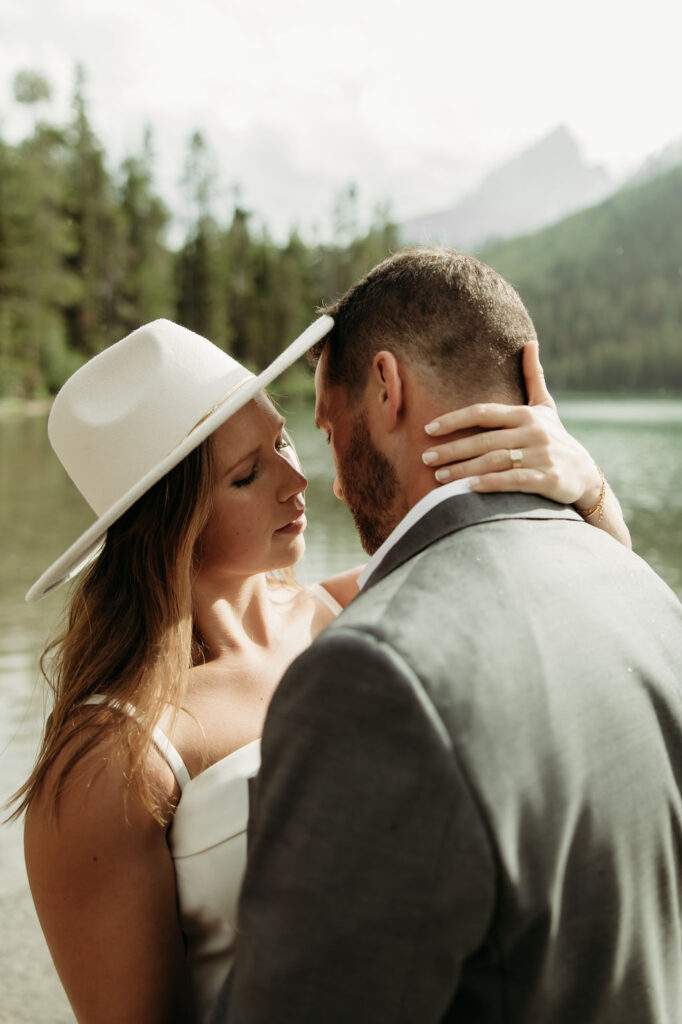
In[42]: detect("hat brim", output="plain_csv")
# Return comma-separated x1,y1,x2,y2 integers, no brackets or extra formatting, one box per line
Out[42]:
26,314,333,603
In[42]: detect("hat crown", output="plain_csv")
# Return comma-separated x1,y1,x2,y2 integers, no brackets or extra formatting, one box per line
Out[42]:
48,320,251,515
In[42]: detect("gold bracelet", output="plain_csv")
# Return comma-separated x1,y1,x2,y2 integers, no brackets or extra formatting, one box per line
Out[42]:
578,465,606,522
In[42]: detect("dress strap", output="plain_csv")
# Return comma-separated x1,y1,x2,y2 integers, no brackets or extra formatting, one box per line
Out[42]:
309,582,344,616
149,724,191,791
81,694,191,792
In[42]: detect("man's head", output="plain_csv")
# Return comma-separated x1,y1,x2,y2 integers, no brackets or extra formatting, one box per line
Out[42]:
312,246,537,553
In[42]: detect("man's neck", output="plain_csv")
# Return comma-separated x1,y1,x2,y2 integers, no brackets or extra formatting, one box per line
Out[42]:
358,476,475,590
405,472,443,511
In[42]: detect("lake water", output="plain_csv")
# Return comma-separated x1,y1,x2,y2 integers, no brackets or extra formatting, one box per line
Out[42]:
0,396,680,1019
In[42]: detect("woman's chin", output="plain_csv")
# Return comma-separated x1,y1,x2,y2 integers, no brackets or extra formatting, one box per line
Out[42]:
287,534,306,565
272,534,306,571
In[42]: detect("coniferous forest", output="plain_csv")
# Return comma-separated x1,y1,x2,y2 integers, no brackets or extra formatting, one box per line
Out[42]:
0,69,399,399
1,68,680,399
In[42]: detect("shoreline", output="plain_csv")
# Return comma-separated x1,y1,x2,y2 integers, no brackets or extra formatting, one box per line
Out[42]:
0,398,53,419
1,385,682,422
1,392,681,420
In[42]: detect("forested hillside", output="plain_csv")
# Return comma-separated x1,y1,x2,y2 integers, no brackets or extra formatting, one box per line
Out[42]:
1,70,680,398
481,166,682,391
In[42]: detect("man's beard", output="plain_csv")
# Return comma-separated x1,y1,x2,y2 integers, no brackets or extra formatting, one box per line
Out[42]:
337,413,402,555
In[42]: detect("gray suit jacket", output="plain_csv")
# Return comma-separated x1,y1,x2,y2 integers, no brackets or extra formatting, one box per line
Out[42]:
217,492,682,1023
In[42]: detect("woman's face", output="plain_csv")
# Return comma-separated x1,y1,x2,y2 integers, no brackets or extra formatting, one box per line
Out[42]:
195,392,307,581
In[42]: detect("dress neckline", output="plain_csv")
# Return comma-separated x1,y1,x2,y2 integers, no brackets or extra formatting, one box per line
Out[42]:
184,737,261,788
80,696,261,792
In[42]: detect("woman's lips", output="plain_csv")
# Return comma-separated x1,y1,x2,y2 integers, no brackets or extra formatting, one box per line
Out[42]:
275,512,307,535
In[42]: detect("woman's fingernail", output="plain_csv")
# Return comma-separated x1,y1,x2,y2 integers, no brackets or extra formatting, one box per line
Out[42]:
424,421,440,434
422,451,438,465
435,468,451,482
468,477,481,489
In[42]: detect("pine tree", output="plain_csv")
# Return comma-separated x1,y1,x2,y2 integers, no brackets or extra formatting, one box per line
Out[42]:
0,73,81,396
175,131,228,347
118,127,174,332
62,65,126,357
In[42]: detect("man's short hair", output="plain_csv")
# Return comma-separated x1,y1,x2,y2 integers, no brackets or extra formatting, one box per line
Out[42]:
311,247,536,405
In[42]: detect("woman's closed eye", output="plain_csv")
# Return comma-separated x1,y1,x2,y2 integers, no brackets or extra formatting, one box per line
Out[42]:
233,437,290,487
233,465,259,488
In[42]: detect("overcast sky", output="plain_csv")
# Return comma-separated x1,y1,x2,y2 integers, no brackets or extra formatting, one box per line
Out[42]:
1,0,680,240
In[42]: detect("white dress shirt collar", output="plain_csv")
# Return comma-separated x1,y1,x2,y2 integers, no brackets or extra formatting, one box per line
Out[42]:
357,477,475,590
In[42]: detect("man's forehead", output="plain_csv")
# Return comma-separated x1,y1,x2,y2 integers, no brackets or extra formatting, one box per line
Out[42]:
314,349,355,431
313,357,330,427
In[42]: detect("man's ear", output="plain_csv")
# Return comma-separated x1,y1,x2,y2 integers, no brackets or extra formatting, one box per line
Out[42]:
371,351,403,432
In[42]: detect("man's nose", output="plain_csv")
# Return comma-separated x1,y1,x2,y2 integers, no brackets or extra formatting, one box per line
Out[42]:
333,478,344,500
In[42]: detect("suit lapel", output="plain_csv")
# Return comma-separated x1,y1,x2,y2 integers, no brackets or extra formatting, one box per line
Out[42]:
362,492,583,592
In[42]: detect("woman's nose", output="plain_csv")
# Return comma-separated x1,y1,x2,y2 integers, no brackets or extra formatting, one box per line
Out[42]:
279,461,308,502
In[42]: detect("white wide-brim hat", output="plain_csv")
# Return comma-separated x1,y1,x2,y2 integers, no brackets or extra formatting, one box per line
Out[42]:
26,315,333,603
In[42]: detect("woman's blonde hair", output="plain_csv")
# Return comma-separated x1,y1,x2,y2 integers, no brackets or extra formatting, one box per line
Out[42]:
10,437,216,824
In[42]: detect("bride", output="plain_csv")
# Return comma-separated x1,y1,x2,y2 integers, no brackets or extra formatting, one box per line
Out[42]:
12,316,629,1023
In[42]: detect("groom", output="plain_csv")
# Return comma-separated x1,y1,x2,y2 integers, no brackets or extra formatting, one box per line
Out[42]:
217,248,682,1022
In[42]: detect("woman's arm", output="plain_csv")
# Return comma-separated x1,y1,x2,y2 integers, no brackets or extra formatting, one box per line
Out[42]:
420,341,631,549
24,736,195,1024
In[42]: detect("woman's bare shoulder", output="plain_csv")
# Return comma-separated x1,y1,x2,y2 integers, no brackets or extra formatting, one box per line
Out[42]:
25,717,176,852
317,566,365,609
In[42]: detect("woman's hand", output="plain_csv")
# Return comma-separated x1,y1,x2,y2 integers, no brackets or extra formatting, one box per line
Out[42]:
421,341,631,547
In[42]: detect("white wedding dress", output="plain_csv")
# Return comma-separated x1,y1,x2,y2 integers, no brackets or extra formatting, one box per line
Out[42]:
155,583,342,1022
167,737,261,1020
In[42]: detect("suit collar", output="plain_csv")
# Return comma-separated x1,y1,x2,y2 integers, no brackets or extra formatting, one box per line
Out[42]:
357,476,474,589
360,491,583,593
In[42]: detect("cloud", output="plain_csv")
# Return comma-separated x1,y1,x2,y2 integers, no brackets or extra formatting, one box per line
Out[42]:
1,0,680,240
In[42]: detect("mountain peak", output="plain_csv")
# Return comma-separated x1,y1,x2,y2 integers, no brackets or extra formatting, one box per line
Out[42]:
401,125,614,250
531,123,577,150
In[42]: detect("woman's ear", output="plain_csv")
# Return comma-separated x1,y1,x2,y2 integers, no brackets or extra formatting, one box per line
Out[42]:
372,351,403,432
